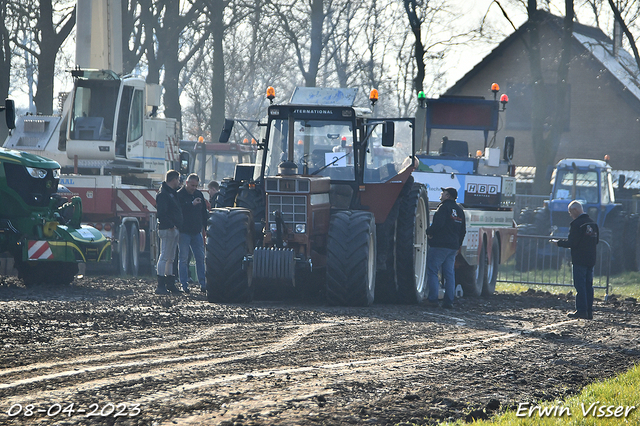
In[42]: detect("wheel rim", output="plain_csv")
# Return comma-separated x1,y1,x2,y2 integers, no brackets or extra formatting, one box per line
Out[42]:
119,227,128,275
367,225,375,293
130,226,139,276
413,196,428,294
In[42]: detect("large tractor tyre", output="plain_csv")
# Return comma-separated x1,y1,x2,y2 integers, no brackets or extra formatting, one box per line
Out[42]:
483,237,500,296
129,223,140,277
458,239,487,298
50,262,79,286
373,221,397,304
595,228,613,276
515,224,538,272
215,178,241,208
236,183,266,245
326,211,377,307
624,214,640,271
532,206,551,236
117,224,130,276
15,260,77,287
205,208,254,303
516,207,535,226
395,183,429,304
604,213,626,274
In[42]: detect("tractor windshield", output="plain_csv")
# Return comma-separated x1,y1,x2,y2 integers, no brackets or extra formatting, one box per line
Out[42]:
553,169,599,204
263,118,355,180
363,119,413,183
69,79,120,141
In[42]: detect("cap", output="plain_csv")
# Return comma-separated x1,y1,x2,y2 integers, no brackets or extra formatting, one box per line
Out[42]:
441,187,458,199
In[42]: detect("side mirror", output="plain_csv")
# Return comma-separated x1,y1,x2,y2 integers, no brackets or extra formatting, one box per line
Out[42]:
3,99,15,130
179,150,191,176
381,121,395,147
503,136,514,161
218,119,234,143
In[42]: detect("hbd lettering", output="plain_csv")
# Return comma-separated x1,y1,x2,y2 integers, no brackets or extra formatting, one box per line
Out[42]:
516,402,636,418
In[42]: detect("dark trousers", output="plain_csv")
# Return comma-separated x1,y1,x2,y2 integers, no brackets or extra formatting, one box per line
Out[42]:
572,264,594,315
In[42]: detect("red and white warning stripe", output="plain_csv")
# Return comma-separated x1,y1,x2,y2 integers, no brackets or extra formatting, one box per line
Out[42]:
28,241,54,260
116,189,157,213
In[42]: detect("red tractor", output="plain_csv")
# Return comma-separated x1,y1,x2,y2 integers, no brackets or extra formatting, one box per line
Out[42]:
207,88,428,306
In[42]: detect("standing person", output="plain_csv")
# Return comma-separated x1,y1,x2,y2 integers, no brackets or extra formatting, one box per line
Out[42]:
156,170,183,294
426,187,466,308
177,173,209,293
208,180,219,209
552,200,599,319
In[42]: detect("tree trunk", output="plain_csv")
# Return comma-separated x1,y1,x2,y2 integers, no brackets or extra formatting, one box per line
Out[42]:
304,0,324,87
209,0,225,140
529,1,574,195
161,1,182,134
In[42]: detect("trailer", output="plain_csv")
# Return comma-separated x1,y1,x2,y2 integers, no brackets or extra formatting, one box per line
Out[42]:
412,91,518,297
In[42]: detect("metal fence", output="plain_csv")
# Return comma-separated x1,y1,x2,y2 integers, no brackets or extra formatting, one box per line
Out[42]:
498,234,610,297
513,195,640,221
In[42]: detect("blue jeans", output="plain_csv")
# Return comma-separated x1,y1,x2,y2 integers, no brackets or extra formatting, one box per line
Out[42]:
572,264,594,315
157,228,179,276
427,247,458,304
179,232,206,287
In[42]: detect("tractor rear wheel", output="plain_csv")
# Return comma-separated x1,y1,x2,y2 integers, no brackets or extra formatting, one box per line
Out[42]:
129,223,140,277
236,182,266,245
206,208,254,303
215,178,240,208
483,237,500,296
625,214,640,271
458,239,487,297
118,224,130,276
326,211,376,307
395,183,429,304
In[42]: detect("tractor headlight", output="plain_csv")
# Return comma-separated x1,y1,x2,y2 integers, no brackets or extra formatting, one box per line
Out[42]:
295,223,306,233
52,168,60,179
26,167,47,178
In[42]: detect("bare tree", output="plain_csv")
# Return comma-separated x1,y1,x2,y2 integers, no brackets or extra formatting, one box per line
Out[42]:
121,0,145,74
10,0,76,115
139,0,209,134
527,0,574,194
0,1,11,102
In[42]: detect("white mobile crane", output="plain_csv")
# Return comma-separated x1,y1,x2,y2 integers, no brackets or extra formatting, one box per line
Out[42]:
4,0,183,275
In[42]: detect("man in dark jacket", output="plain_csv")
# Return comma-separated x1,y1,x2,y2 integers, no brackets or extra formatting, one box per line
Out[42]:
426,187,466,308
553,200,599,319
177,173,209,293
156,170,183,294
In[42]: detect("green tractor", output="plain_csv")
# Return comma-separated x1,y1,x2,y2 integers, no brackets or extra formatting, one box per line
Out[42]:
1,99,111,286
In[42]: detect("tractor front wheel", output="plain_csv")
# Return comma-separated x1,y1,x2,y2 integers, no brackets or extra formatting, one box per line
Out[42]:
326,211,376,307
206,208,254,303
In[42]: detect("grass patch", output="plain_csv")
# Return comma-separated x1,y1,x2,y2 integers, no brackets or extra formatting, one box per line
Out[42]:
437,363,640,425
497,269,640,300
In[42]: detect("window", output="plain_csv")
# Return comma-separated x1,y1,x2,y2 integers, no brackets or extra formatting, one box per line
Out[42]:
128,90,144,141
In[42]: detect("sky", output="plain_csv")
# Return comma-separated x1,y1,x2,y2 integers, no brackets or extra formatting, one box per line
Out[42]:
8,1,618,113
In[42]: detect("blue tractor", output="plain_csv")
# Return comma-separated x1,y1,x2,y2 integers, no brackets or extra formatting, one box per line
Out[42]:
517,158,635,274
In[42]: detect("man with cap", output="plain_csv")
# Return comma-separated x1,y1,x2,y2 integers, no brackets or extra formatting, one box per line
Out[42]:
426,187,466,308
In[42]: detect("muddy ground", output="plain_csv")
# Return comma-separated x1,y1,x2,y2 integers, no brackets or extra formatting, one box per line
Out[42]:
0,276,639,426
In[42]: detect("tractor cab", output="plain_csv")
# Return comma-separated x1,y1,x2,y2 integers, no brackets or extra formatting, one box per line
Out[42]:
549,159,618,236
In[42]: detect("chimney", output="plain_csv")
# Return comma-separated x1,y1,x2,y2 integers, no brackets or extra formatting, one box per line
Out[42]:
613,19,623,57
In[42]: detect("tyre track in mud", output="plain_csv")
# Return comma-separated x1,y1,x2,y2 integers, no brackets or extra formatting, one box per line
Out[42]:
1,277,639,425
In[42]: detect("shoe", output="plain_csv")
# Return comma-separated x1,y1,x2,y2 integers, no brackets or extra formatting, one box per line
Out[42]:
155,275,169,295
567,311,588,319
165,276,183,294
182,284,190,294
442,302,454,309
425,300,439,308
587,312,593,320
200,285,207,293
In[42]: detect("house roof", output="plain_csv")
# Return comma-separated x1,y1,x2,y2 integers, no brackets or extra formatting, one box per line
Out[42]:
445,10,640,109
